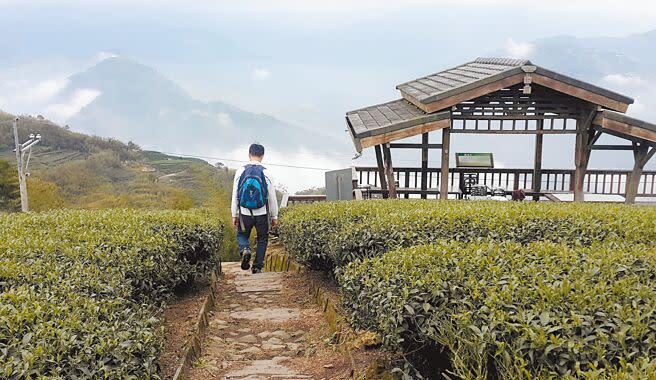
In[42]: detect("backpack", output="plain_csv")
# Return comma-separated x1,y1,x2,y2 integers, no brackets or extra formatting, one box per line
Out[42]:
237,164,268,211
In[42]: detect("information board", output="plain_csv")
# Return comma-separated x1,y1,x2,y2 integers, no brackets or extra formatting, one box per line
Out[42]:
455,153,494,168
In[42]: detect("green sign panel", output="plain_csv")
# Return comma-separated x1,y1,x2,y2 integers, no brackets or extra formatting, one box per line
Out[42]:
456,153,494,168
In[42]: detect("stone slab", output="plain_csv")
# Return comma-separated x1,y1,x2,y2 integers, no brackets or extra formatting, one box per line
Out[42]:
230,307,300,323
223,359,312,379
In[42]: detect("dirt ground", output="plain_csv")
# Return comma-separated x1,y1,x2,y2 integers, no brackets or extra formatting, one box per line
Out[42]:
159,279,211,379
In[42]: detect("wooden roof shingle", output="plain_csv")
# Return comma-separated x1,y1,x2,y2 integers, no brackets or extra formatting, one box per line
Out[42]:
397,58,530,104
346,99,450,151
397,57,634,108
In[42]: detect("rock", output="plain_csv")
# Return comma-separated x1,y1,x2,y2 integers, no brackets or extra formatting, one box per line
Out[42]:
240,346,262,354
257,331,271,339
230,307,300,323
287,342,300,351
270,330,292,340
237,328,251,333
267,337,284,345
238,334,258,343
292,330,305,337
261,342,286,351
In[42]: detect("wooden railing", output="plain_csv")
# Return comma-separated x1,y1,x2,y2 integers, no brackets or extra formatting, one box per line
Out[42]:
355,167,656,198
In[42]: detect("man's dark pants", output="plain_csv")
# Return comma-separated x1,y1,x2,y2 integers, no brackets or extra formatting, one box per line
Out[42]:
237,214,269,270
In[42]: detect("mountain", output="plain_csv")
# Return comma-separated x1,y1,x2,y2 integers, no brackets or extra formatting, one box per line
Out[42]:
0,111,234,210
57,57,345,155
491,29,656,130
523,29,656,82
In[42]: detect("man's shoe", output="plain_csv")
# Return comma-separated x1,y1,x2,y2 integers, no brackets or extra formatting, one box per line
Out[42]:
252,267,262,274
240,249,251,270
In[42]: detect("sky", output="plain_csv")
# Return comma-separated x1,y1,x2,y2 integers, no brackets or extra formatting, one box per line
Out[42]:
1,0,655,190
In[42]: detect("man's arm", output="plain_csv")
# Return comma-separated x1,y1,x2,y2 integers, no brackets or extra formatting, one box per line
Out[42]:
265,170,279,224
231,168,242,228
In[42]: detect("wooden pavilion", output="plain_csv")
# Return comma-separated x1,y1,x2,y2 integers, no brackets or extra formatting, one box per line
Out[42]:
346,58,656,204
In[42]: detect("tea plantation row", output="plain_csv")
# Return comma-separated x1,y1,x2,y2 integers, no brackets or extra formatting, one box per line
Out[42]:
0,209,223,379
279,200,656,378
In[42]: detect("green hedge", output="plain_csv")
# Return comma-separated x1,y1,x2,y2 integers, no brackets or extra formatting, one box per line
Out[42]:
0,209,223,379
279,200,656,271
340,241,656,379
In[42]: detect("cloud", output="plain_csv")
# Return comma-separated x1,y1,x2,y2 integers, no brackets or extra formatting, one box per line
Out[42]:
96,51,118,62
251,68,271,81
602,74,647,88
216,112,233,127
46,88,101,120
504,39,535,58
25,78,69,101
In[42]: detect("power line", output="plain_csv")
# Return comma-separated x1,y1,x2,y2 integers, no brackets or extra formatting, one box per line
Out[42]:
158,151,339,171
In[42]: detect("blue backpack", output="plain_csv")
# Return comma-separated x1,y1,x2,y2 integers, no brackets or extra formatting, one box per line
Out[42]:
237,164,268,211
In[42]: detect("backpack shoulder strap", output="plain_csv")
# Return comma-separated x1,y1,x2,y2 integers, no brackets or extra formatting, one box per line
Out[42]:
237,164,253,190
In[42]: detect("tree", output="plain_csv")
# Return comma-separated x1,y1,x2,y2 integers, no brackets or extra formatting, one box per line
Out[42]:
0,160,19,212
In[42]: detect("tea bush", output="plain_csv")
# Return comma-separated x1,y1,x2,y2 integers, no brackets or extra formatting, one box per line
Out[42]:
340,241,656,379
279,200,656,271
0,209,223,379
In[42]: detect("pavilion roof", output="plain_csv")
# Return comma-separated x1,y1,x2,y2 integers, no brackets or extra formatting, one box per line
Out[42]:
346,57,649,151
396,58,633,108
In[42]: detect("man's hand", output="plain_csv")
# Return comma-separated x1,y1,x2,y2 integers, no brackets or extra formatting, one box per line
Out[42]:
232,217,239,229
271,218,278,228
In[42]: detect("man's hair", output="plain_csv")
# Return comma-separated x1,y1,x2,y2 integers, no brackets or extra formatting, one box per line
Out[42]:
249,143,265,157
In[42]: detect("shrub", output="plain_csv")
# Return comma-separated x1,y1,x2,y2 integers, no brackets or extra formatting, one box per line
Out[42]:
0,209,223,379
340,241,656,379
279,200,656,271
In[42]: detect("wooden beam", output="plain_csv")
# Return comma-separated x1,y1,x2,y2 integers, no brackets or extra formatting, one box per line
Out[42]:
590,145,635,151
420,133,429,200
388,143,442,149
440,126,451,200
586,130,603,148
402,74,525,113
402,72,630,115
544,193,561,202
532,74,629,113
532,119,544,201
450,129,577,135
593,115,656,143
382,144,397,199
625,144,652,204
360,119,450,149
374,145,388,199
573,110,595,202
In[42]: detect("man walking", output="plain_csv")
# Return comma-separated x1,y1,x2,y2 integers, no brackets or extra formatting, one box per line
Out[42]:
231,143,279,274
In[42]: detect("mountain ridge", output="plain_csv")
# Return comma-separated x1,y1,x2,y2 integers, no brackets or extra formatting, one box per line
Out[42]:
59,56,347,156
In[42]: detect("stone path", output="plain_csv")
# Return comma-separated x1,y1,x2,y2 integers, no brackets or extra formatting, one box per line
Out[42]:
188,263,314,379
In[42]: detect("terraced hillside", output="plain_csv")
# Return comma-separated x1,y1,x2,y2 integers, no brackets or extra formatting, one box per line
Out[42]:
0,111,234,210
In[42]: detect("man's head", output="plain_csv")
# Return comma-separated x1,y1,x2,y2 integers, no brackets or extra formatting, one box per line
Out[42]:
249,143,265,162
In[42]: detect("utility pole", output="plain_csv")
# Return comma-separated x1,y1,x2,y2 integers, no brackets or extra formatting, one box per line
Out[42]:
13,118,42,212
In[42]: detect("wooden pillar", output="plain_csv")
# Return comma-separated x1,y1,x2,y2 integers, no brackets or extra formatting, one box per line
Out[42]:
573,112,595,202
625,143,655,204
532,119,544,201
420,132,429,199
440,126,451,200
374,145,388,199
382,144,397,199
